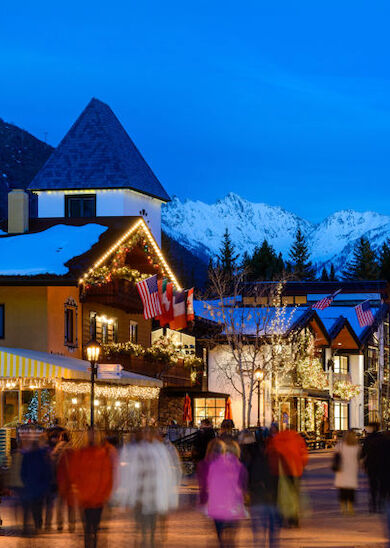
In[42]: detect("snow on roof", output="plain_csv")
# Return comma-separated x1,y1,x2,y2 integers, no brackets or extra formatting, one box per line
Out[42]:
194,301,308,335
0,224,108,275
307,293,381,302
314,306,379,339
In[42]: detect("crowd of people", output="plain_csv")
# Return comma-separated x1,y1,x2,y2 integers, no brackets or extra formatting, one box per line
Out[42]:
2,426,181,547
2,419,390,547
193,419,308,547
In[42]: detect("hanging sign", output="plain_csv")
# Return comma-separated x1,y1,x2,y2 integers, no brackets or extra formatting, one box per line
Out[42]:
98,363,123,380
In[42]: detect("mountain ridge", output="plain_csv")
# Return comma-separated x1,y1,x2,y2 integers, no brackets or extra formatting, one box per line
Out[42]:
162,193,390,275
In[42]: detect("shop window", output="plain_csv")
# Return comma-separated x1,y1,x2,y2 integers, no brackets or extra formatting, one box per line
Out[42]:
0,304,4,339
64,298,78,347
65,194,96,218
129,320,138,343
295,295,307,305
194,397,226,427
3,390,18,425
334,356,348,374
334,402,348,430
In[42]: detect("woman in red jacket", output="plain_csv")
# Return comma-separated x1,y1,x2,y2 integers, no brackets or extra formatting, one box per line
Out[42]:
68,430,114,548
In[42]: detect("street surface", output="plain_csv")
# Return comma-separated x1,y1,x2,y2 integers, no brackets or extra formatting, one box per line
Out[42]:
0,450,388,547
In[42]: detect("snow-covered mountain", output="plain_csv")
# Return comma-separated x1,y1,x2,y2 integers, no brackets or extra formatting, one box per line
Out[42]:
162,193,390,274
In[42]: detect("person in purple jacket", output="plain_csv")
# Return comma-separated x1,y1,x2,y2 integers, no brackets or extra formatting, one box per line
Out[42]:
205,438,247,547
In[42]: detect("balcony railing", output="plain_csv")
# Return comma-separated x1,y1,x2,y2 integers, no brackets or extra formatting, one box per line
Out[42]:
80,279,143,313
104,354,193,387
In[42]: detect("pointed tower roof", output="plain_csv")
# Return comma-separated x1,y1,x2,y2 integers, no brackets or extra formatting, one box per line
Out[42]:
28,98,170,202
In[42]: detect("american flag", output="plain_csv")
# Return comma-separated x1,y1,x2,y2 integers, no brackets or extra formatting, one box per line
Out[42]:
312,289,341,310
355,300,375,328
136,275,162,320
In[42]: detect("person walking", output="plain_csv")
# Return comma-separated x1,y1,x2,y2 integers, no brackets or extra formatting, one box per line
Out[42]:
266,428,308,528
206,438,247,547
20,439,52,534
333,430,361,515
68,430,114,548
115,429,181,547
192,418,216,466
361,422,383,512
55,431,76,532
240,430,280,547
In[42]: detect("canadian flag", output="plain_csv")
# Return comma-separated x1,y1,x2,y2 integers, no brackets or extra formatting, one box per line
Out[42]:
156,279,174,326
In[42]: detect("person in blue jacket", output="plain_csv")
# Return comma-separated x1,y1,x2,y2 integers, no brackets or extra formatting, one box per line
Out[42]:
21,439,52,534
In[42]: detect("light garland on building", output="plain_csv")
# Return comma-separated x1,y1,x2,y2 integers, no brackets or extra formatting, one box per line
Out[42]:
78,219,181,289
333,380,360,401
59,380,160,400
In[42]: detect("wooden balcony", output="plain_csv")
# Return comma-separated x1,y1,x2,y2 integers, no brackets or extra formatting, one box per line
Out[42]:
104,354,192,387
80,279,143,314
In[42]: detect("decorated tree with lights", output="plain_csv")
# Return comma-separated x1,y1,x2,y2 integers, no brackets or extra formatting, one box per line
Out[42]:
25,391,39,423
203,267,313,427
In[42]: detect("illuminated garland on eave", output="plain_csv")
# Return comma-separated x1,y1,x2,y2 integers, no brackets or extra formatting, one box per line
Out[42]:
59,380,160,400
79,219,181,290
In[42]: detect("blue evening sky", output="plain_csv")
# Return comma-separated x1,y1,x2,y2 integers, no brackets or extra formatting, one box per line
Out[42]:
1,1,390,222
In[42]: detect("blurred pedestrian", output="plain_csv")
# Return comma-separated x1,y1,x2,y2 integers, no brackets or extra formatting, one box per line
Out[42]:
266,428,308,528
55,431,76,532
21,439,51,534
361,422,383,512
219,419,236,442
240,430,280,547
115,429,181,547
206,438,247,547
69,430,114,548
333,430,361,516
192,418,216,466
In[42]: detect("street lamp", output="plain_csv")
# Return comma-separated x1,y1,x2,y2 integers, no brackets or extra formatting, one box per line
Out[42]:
254,368,264,427
86,339,102,429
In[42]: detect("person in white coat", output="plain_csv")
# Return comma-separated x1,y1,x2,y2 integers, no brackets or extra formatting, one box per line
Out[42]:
114,429,181,547
334,430,361,515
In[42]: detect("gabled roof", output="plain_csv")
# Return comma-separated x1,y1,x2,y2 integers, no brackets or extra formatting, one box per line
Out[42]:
0,217,179,287
359,303,389,346
327,316,361,350
28,98,170,202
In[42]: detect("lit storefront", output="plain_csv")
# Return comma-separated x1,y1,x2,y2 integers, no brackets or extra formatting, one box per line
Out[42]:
0,347,161,428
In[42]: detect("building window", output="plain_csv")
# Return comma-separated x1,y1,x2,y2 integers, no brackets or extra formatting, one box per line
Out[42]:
64,298,78,347
65,194,96,218
0,304,5,339
334,356,348,374
129,321,138,343
95,314,117,344
334,402,348,430
367,348,378,371
194,398,226,427
89,311,97,340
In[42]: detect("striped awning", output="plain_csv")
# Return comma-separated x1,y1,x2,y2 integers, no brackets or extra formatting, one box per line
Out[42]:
0,348,89,380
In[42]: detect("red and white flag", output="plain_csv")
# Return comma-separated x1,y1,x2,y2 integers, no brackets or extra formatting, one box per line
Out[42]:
136,275,162,320
312,289,341,310
157,279,174,326
355,300,374,328
186,288,194,322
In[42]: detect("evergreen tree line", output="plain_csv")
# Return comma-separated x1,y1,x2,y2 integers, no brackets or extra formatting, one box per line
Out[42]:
214,228,390,282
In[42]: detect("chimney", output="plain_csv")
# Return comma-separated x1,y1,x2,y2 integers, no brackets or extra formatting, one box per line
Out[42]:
8,190,29,234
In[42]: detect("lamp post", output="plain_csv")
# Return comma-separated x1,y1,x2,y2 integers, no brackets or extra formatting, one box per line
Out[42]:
254,368,264,427
86,339,102,429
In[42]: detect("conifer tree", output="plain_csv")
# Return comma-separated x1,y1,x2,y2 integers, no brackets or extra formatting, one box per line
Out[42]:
379,239,390,281
245,240,284,281
289,228,315,281
329,263,337,281
218,229,239,277
320,267,329,281
343,237,379,280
